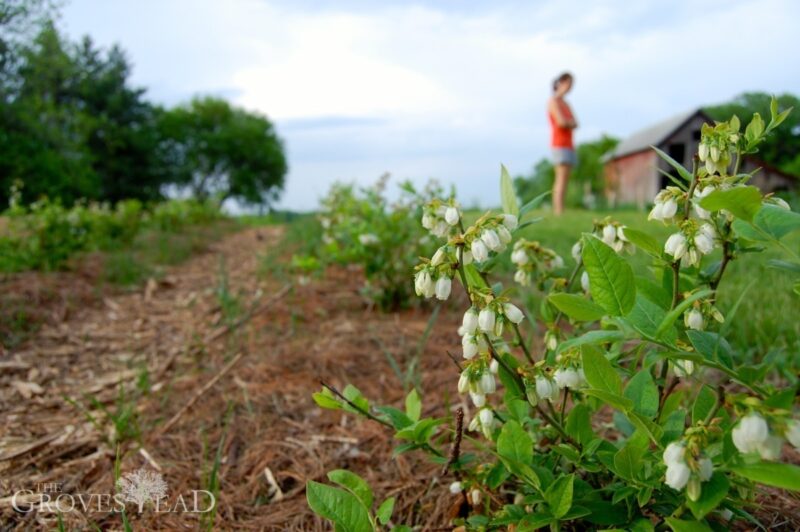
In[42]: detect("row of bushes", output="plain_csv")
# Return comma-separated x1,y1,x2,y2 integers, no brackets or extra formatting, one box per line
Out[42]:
0,185,224,271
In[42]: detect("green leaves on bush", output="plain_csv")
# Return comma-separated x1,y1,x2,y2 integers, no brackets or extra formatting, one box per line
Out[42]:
580,235,635,316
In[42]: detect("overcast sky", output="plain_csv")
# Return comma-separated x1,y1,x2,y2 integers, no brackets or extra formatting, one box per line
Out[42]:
60,0,800,210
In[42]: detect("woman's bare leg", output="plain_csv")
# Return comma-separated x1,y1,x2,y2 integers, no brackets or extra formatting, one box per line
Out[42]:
553,164,571,216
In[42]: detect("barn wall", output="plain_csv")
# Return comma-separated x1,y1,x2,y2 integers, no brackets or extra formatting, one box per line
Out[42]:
604,151,658,208
740,159,796,193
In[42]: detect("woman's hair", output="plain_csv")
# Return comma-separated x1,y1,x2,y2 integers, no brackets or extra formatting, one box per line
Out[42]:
552,72,573,92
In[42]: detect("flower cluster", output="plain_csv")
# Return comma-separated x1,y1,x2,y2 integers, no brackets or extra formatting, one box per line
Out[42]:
648,187,685,223
664,221,717,267
698,120,739,175
732,412,800,461
510,239,564,286
683,297,725,331
662,441,713,501
467,214,517,263
421,200,461,237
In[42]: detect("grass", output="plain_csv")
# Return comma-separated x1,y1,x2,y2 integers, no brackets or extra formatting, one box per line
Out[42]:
508,208,800,359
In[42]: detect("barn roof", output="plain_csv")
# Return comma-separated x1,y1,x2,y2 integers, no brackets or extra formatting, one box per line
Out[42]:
609,109,707,160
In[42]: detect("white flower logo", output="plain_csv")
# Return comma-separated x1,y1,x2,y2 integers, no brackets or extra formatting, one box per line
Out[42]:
117,468,168,512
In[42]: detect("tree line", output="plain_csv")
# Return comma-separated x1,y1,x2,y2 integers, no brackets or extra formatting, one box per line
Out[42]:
0,0,287,208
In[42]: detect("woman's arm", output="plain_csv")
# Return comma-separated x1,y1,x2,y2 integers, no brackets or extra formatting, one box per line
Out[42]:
549,98,577,129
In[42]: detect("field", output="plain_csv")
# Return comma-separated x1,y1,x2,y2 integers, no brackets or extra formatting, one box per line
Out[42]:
1,206,799,530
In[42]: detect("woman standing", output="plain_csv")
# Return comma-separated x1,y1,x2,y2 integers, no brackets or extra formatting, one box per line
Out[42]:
548,72,578,216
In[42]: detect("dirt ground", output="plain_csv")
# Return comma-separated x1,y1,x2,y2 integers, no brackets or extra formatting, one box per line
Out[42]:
0,226,466,530
1,226,798,531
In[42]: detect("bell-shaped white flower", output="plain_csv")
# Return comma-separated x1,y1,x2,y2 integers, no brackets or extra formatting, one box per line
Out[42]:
502,214,518,230
478,308,496,333
481,229,502,251
581,270,590,294
665,461,691,490
693,186,715,219
551,255,565,269
732,413,769,454
445,206,460,226
449,481,463,494
431,247,447,266
459,248,473,265
663,442,685,466
684,309,705,331
571,241,582,263
471,239,489,262
661,198,679,219
503,303,524,324
664,232,688,261
514,269,530,286
535,376,559,402
435,276,452,300
462,307,479,334
554,368,581,389
511,248,528,265
415,270,434,297
786,420,800,449
698,457,713,482
489,359,499,374
698,143,709,161
479,371,496,394
497,225,512,244
674,360,695,377
617,226,628,242
470,488,482,505
694,227,715,255
462,335,478,359
458,372,470,393
602,224,616,246
470,392,486,407
757,435,783,461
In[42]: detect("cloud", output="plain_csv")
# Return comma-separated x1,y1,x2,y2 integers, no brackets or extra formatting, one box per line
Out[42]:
60,0,800,210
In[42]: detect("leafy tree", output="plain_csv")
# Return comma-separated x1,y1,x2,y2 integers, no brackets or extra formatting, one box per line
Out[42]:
160,97,287,206
705,92,800,176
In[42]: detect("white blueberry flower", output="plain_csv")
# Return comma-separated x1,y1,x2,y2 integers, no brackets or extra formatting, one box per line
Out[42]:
757,435,783,461
449,481,463,494
554,368,581,389
458,372,470,393
358,233,379,245
445,206,460,226
493,317,504,337
663,442,686,466
462,307,479,334
684,309,705,331
459,247,473,265
665,461,691,490
422,213,434,229
462,335,478,359
698,457,713,482
786,420,800,449
470,392,486,407
478,308,496,333
470,488,482,505
649,194,679,223
693,186,715,219
581,271,590,294
694,223,716,255
435,277,451,300
503,303,524,324
732,413,769,454
687,477,702,502
664,232,688,261
674,360,695,377
535,376,559,403
698,143,709,161
617,226,627,242
471,239,489,262
514,269,530,286
545,331,558,351
571,241,582,263
602,224,616,246
718,509,733,521
511,248,529,265
497,225,512,244
414,270,435,298
431,247,447,266
502,214,518,230
489,359,499,374
612,239,624,253
481,229,502,251
479,371,496,394
478,409,495,438
551,255,565,269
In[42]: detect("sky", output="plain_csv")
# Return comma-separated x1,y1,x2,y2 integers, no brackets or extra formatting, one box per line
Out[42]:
60,0,800,211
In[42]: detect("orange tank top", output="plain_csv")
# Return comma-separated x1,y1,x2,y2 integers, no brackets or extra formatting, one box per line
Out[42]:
549,98,574,148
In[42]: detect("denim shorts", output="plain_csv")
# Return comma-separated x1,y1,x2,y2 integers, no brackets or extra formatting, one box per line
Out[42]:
552,147,577,166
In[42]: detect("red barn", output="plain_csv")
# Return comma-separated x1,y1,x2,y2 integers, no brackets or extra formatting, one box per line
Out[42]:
604,109,797,208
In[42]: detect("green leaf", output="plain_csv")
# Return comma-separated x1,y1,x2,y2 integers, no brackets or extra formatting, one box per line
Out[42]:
622,227,663,257
687,330,734,369
753,204,800,240
327,470,373,508
519,191,551,217
583,389,633,411
405,389,421,422
342,384,370,414
698,186,762,222
627,411,664,444
306,481,373,532
766,259,800,273
544,474,574,519
497,420,533,468
623,370,659,419
313,390,342,410
556,330,625,355
686,472,729,520
652,146,693,182
613,443,645,480
731,462,800,491
500,164,519,216
582,349,622,395
626,294,677,345
548,293,606,321
664,517,713,532
565,404,595,445
375,406,413,430
377,497,395,525
692,385,717,425
581,235,636,316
